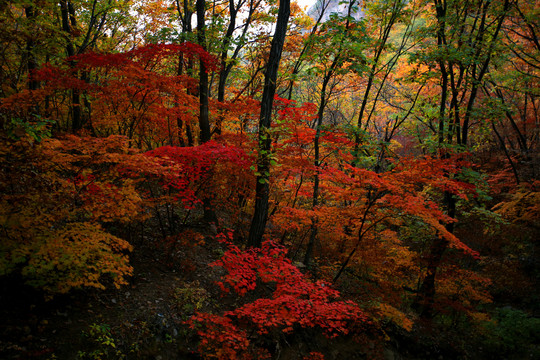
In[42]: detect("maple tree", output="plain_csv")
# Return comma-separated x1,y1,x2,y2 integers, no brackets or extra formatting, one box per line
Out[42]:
0,134,149,294
189,233,368,359
3,42,218,147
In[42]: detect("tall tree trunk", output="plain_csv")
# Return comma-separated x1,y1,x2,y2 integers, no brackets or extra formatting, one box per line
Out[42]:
24,6,39,91
305,50,344,265
353,0,404,161
303,92,326,266
197,0,211,143
216,0,260,134
175,0,194,146
247,0,291,248
196,0,218,224
414,191,455,318
281,0,329,100
60,0,82,132
215,0,237,136
176,54,186,147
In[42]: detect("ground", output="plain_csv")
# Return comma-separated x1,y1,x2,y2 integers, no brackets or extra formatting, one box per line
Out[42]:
0,225,224,360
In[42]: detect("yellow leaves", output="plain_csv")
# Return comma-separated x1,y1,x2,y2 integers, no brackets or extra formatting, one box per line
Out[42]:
251,10,277,24
389,139,402,153
493,189,540,226
469,311,491,324
376,303,414,331
21,223,133,294
290,1,314,26
0,136,146,295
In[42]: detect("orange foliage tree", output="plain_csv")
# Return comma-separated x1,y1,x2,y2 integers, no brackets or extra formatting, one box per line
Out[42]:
0,134,153,294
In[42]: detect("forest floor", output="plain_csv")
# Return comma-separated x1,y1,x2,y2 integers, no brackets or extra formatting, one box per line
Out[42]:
0,222,380,360
0,220,502,360
0,225,226,360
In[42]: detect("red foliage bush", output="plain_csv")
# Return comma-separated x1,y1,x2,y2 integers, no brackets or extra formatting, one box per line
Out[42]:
188,233,368,359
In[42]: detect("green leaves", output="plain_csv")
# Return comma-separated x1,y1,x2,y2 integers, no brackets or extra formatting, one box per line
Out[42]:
6,116,54,143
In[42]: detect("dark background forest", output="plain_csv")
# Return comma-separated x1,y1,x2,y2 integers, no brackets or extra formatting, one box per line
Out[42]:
0,0,538,358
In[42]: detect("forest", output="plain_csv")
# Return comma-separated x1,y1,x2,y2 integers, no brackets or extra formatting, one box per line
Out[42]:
0,0,538,358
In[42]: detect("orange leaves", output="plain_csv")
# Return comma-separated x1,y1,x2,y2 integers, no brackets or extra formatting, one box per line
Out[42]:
263,127,483,329
0,135,150,295
375,303,414,332
434,265,492,319
42,135,150,222
281,125,316,148
325,157,480,258
492,188,540,227
272,206,315,233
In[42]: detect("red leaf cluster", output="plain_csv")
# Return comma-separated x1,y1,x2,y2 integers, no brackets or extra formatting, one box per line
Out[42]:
189,234,368,358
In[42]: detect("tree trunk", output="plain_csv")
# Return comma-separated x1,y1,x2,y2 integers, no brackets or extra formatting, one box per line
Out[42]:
305,0,355,263
414,0,510,319
60,0,82,132
414,191,455,319
196,0,218,225
247,0,290,248
197,0,211,143
24,6,39,91
175,0,193,147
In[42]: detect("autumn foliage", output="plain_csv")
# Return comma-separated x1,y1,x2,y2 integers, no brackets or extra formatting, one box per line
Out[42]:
1,0,539,358
0,134,146,293
189,233,368,359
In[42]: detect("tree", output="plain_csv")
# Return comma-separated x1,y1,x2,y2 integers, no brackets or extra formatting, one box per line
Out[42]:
197,0,212,143
481,0,540,184
0,134,148,294
247,0,291,247
354,0,411,147
303,0,363,266
409,0,511,318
